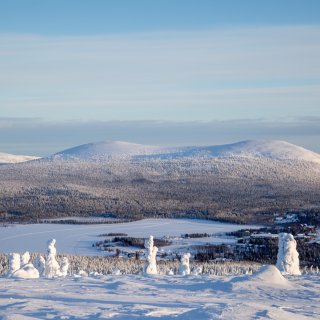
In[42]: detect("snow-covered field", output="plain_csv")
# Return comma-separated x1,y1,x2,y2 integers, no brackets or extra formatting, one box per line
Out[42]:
1,268,319,319
0,219,260,256
1,219,318,319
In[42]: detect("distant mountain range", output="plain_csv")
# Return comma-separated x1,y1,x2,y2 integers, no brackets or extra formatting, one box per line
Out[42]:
1,140,320,224
3,140,320,164
48,140,320,163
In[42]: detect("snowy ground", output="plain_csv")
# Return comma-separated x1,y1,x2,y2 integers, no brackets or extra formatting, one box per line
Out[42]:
0,219,260,256
0,271,319,319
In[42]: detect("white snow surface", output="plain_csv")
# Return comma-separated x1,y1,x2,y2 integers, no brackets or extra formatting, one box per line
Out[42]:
0,152,39,164
1,272,319,319
48,139,320,163
0,219,260,256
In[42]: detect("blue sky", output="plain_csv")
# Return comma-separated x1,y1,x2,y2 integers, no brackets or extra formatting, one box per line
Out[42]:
1,0,320,155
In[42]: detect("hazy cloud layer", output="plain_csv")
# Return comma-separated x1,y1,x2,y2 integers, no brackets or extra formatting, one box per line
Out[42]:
1,117,319,156
1,26,320,121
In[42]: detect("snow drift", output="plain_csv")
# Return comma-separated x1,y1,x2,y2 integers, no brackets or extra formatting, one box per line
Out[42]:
251,265,289,286
231,265,292,288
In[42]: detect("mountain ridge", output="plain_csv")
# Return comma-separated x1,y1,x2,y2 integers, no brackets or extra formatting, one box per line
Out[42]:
48,139,320,164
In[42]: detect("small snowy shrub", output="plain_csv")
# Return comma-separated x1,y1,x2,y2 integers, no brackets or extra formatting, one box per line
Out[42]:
34,255,46,276
144,235,158,275
112,268,121,275
276,233,301,275
77,270,88,277
60,257,69,276
179,253,191,275
191,265,203,276
167,269,174,275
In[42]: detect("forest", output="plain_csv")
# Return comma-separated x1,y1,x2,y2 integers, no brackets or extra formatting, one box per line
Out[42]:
0,156,320,224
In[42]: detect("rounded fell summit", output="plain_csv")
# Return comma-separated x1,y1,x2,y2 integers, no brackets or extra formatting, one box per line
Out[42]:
46,139,320,163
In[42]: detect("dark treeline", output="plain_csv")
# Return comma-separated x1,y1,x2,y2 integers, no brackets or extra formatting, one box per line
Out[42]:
194,235,320,267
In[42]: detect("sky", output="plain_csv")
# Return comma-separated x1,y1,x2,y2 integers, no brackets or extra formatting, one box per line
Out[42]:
0,0,320,155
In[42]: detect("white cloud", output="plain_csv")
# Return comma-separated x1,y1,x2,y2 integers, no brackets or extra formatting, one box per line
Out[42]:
0,26,319,121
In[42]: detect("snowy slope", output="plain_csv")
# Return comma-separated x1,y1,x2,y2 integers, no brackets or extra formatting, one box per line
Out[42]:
49,140,320,163
51,140,173,160
210,140,320,162
0,152,39,164
1,273,319,319
148,140,320,163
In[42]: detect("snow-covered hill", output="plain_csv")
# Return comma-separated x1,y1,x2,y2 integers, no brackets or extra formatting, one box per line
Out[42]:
1,139,320,223
51,140,172,160
172,140,320,163
0,152,39,164
49,140,320,164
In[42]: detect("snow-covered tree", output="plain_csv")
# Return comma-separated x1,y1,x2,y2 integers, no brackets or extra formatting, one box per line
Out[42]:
7,253,21,277
144,235,158,275
276,233,301,275
179,253,191,275
60,257,69,276
34,255,46,276
21,251,31,266
44,239,62,278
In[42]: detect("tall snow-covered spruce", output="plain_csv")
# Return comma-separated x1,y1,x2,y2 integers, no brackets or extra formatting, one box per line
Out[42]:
44,239,62,278
34,255,46,277
144,235,158,275
276,233,301,275
7,253,21,277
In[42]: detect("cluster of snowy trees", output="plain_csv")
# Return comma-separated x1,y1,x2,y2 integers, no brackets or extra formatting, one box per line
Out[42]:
7,252,39,279
143,233,302,277
2,233,305,279
7,239,69,279
1,156,320,224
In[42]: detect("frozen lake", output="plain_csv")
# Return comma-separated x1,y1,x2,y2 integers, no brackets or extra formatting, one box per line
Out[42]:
0,218,261,256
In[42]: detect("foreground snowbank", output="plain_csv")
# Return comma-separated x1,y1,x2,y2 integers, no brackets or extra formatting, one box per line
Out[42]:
1,273,319,319
231,265,293,289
